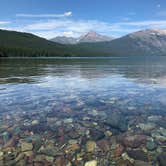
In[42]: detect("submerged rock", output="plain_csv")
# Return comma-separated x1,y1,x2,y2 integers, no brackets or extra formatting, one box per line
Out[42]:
138,123,156,132
84,160,97,166
127,149,148,161
86,141,96,153
146,141,157,151
105,112,128,132
21,142,33,152
134,160,152,166
89,129,105,141
157,152,166,166
120,134,147,148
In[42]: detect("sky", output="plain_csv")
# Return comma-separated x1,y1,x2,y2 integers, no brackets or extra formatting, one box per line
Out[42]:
0,0,166,39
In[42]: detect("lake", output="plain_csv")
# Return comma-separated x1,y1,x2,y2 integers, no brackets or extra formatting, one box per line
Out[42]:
0,57,166,165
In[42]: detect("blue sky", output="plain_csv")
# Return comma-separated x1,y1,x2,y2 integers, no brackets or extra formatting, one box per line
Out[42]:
0,0,166,38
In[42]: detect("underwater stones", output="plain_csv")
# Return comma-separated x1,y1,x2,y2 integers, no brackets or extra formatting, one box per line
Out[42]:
105,130,113,137
138,123,156,132
2,131,10,143
113,144,124,157
65,143,80,153
96,139,111,153
157,152,166,166
105,112,128,132
121,134,147,148
134,160,152,166
68,139,78,145
21,142,33,152
157,119,166,129
39,147,59,157
122,152,134,163
15,153,25,162
54,155,66,166
116,159,133,166
63,118,73,123
89,129,105,141
31,120,39,125
86,141,96,153
148,115,162,122
126,149,148,162
159,127,166,137
146,141,157,151
84,160,97,166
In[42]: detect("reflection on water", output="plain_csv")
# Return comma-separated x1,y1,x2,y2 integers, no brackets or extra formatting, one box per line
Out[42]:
0,57,166,165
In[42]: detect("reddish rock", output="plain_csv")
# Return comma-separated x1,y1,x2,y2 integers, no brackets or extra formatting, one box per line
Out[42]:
96,139,111,153
117,159,134,166
54,156,66,166
119,134,147,148
113,144,124,157
58,127,65,143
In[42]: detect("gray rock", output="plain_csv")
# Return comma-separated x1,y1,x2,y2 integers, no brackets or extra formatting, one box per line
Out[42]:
105,112,128,132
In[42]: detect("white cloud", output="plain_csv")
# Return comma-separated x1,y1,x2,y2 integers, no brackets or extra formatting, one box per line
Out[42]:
16,11,72,18
117,20,166,27
2,16,166,39
0,21,10,25
22,19,166,38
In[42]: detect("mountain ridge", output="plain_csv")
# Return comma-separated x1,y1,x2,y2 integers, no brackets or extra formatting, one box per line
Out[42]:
50,31,114,44
1,28,166,57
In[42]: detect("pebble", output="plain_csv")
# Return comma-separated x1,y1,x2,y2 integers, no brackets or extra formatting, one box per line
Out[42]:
86,141,96,152
84,160,97,166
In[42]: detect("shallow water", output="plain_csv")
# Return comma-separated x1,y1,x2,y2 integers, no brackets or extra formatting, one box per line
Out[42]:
0,57,166,165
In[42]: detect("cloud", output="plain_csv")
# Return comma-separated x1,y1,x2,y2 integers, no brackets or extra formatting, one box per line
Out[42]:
20,19,139,38
0,21,10,25
2,16,166,39
117,20,166,28
16,11,72,18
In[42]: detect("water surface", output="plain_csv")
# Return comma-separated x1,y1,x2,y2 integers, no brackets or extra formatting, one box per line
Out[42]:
0,57,166,165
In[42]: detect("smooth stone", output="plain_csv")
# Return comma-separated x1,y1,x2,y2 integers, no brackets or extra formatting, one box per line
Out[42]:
134,160,152,166
122,152,134,163
86,141,96,152
105,112,128,132
127,149,148,161
138,123,156,131
21,142,33,152
15,153,25,162
84,160,97,166
121,134,147,148
146,141,157,151
159,127,166,137
2,132,10,143
39,147,59,157
148,116,161,122
89,129,105,141
96,139,111,153
158,152,166,166
65,144,80,153
31,120,39,125
45,156,54,162
63,118,73,123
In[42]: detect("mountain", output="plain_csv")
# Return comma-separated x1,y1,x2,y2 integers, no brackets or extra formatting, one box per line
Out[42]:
1,28,166,57
78,31,114,43
106,28,166,56
0,29,111,57
50,36,78,44
50,31,114,44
